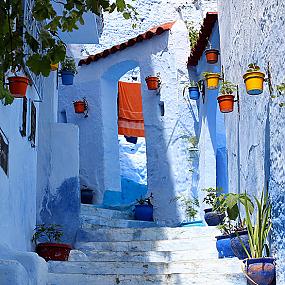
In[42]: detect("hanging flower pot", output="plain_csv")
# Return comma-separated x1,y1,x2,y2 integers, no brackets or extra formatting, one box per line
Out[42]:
243,257,276,285
217,81,237,113
50,63,59,71
145,76,160,90
203,72,220,90
8,76,29,98
73,100,86,113
61,71,75,85
215,235,235,259
243,64,265,95
189,86,200,100
60,57,77,86
205,49,220,64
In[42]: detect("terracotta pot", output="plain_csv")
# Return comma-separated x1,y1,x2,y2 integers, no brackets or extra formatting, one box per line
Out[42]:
36,243,72,261
217,94,235,113
204,74,220,90
50,63,59,71
243,71,265,95
8,76,29,98
73,101,85,113
145,76,160,90
205,49,220,64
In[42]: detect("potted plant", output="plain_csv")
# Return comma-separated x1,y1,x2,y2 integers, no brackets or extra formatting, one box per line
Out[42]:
134,194,153,221
202,187,225,226
8,74,30,98
81,185,93,204
202,72,221,90
145,75,161,90
50,63,59,71
60,57,77,85
240,191,275,285
73,100,86,114
243,63,265,95
32,224,72,261
188,80,200,100
205,48,220,64
217,81,237,113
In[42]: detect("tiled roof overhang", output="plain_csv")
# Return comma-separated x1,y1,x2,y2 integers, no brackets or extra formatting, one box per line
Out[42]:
78,22,176,66
188,12,218,67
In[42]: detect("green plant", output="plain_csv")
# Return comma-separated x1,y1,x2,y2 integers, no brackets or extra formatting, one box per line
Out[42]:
60,57,77,74
189,80,198,87
202,187,222,208
239,191,272,259
202,72,220,79
272,83,285,107
32,224,63,245
185,21,199,49
220,80,237,95
246,63,261,73
174,195,200,221
136,193,153,206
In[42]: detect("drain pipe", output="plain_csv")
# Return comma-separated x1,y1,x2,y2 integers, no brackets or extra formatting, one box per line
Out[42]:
236,85,241,195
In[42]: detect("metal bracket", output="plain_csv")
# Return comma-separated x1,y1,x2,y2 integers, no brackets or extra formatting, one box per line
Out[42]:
83,97,89,118
266,62,274,97
198,80,206,104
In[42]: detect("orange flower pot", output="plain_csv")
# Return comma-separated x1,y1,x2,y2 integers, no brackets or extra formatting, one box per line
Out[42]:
217,94,235,113
8,76,29,98
73,101,86,113
145,76,160,90
205,49,220,64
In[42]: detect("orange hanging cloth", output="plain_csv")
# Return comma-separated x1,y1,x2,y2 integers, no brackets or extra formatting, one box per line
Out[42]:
118,81,145,137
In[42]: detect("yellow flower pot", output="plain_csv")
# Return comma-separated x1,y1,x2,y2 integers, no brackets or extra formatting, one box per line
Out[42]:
243,71,265,95
205,74,220,90
50,63,59,71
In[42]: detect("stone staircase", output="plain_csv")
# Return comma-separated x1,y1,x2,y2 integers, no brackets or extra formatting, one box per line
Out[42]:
47,204,246,285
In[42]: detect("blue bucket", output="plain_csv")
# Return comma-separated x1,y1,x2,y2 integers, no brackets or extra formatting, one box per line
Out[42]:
134,205,153,221
216,235,235,258
61,71,75,85
189,87,200,100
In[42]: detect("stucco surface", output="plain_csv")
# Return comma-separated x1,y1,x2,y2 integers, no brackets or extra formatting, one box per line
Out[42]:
218,1,285,282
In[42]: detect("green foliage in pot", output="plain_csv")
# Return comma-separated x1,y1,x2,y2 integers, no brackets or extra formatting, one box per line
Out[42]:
246,63,261,73
239,191,272,258
32,224,63,245
220,80,237,95
272,82,285,107
202,187,222,208
136,193,153,206
60,57,77,74
189,80,198,87
202,72,220,79
173,195,199,221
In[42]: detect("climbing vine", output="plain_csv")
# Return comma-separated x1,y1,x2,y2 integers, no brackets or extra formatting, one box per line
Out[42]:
185,20,199,49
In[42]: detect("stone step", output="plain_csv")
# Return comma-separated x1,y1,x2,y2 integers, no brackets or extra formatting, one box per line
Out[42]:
70,250,219,262
75,238,217,253
76,226,219,242
48,272,246,285
81,204,134,220
48,259,242,275
81,215,159,229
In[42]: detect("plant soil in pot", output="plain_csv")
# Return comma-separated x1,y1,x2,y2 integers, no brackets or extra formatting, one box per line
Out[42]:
8,76,29,98
205,49,220,64
243,64,265,95
74,101,86,113
36,243,72,261
215,235,235,259
230,230,250,260
189,86,200,100
217,94,235,113
81,188,93,204
243,257,276,285
145,76,160,90
204,208,224,226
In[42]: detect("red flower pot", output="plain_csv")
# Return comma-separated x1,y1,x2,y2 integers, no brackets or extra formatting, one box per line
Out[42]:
145,76,160,90
73,101,86,113
205,49,220,64
36,243,72,261
217,94,235,113
8,76,29,98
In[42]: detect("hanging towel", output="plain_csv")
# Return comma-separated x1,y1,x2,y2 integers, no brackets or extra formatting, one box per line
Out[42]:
118,81,145,137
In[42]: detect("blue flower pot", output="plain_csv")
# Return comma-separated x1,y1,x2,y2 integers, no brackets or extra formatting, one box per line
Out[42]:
204,208,225,226
134,205,153,221
189,87,200,100
230,230,250,260
216,235,235,258
61,71,75,85
243,257,276,285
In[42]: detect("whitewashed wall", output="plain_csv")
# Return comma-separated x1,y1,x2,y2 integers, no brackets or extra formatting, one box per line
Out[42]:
218,0,285,282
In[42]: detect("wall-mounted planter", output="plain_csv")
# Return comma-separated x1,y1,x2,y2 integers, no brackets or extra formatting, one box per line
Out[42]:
243,257,276,285
36,243,72,261
215,235,235,258
204,73,220,90
50,63,59,71
73,101,86,113
189,86,200,100
230,230,250,260
204,208,225,226
145,76,160,90
61,71,75,85
205,49,220,64
217,94,235,113
243,71,265,95
8,76,29,98
134,205,153,221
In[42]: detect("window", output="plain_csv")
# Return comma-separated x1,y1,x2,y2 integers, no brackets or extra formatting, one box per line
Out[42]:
20,97,27,137
28,102,36,147
0,128,9,175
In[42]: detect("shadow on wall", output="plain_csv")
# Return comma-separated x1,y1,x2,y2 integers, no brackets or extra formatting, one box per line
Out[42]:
40,177,80,244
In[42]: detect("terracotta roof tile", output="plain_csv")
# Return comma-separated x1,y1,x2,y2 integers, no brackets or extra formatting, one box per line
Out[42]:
188,12,218,66
78,22,176,66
